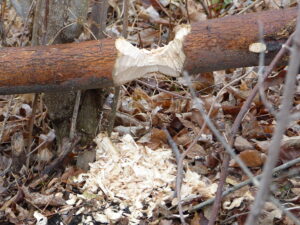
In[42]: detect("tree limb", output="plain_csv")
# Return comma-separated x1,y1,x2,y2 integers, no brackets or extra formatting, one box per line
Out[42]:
0,8,296,95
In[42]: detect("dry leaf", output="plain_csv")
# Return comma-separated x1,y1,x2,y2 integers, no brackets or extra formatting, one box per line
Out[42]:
234,136,254,152
223,197,244,210
252,139,270,153
279,136,300,163
186,143,206,159
230,150,265,167
22,186,66,206
259,202,282,225
190,212,201,225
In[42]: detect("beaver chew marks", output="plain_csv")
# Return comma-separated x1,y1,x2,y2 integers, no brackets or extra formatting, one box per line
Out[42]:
112,25,191,85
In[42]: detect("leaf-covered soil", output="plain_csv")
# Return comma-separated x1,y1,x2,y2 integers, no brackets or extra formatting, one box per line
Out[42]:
0,0,299,224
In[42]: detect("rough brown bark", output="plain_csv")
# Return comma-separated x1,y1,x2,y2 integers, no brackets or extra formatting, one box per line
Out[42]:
0,39,115,93
0,7,296,95
75,0,109,170
184,7,296,73
32,0,89,146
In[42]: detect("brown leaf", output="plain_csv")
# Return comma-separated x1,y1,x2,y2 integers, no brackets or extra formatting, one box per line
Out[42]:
264,70,286,88
222,104,242,117
130,28,160,48
173,128,194,146
192,72,215,94
191,95,219,127
190,212,201,225
252,139,270,153
239,79,249,91
234,136,254,152
186,143,206,159
279,136,300,163
152,92,173,109
151,128,167,143
205,153,219,168
0,121,25,143
242,118,274,139
230,150,265,167
138,128,167,149
169,116,184,133
22,186,66,207
165,98,190,114
61,166,84,183
151,112,171,126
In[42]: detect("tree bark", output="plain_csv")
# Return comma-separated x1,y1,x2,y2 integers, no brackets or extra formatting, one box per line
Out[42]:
183,7,296,73
75,0,109,171
32,0,89,146
0,7,296,95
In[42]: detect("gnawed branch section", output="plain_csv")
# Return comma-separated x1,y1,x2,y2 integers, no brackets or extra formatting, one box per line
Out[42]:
0,8,296,95
113,25,191,85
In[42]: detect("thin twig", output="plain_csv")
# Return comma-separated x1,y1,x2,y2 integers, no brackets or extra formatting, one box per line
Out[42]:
154,0,172,20
237,0,263,15
27,139,47,157
208,32,294,225
0,0,6,45
108,0,129,136
175,114,209,224
122,0,129,38
177,155,188,224
246,7,300,225
19,0,35,46
190,156,300,211
185,0,191,24
208,153,230,225
270,196,300,225
136,79,190,99
257,21,277,116
90,0,109,39
42,137,79,175
163,127,181,163
222,211,249,224
184,71,299,225
47,22,77,45
27,93,39,166
0,158,12,177
174,70,255,224
70,90,81,140
207,70,254,120
162,126,185,223
201,70,253,225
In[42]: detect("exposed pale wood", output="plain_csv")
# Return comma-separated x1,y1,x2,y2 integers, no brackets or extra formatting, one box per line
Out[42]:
0,8,296,94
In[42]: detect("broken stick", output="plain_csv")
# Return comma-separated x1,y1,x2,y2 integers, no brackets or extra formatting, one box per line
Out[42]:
0,7,296,94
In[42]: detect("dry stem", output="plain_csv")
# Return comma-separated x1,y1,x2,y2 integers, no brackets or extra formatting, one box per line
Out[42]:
208,33,294,225
246,7,300,225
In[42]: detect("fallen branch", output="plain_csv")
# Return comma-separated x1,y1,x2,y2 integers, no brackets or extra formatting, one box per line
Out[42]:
0,8,296,94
